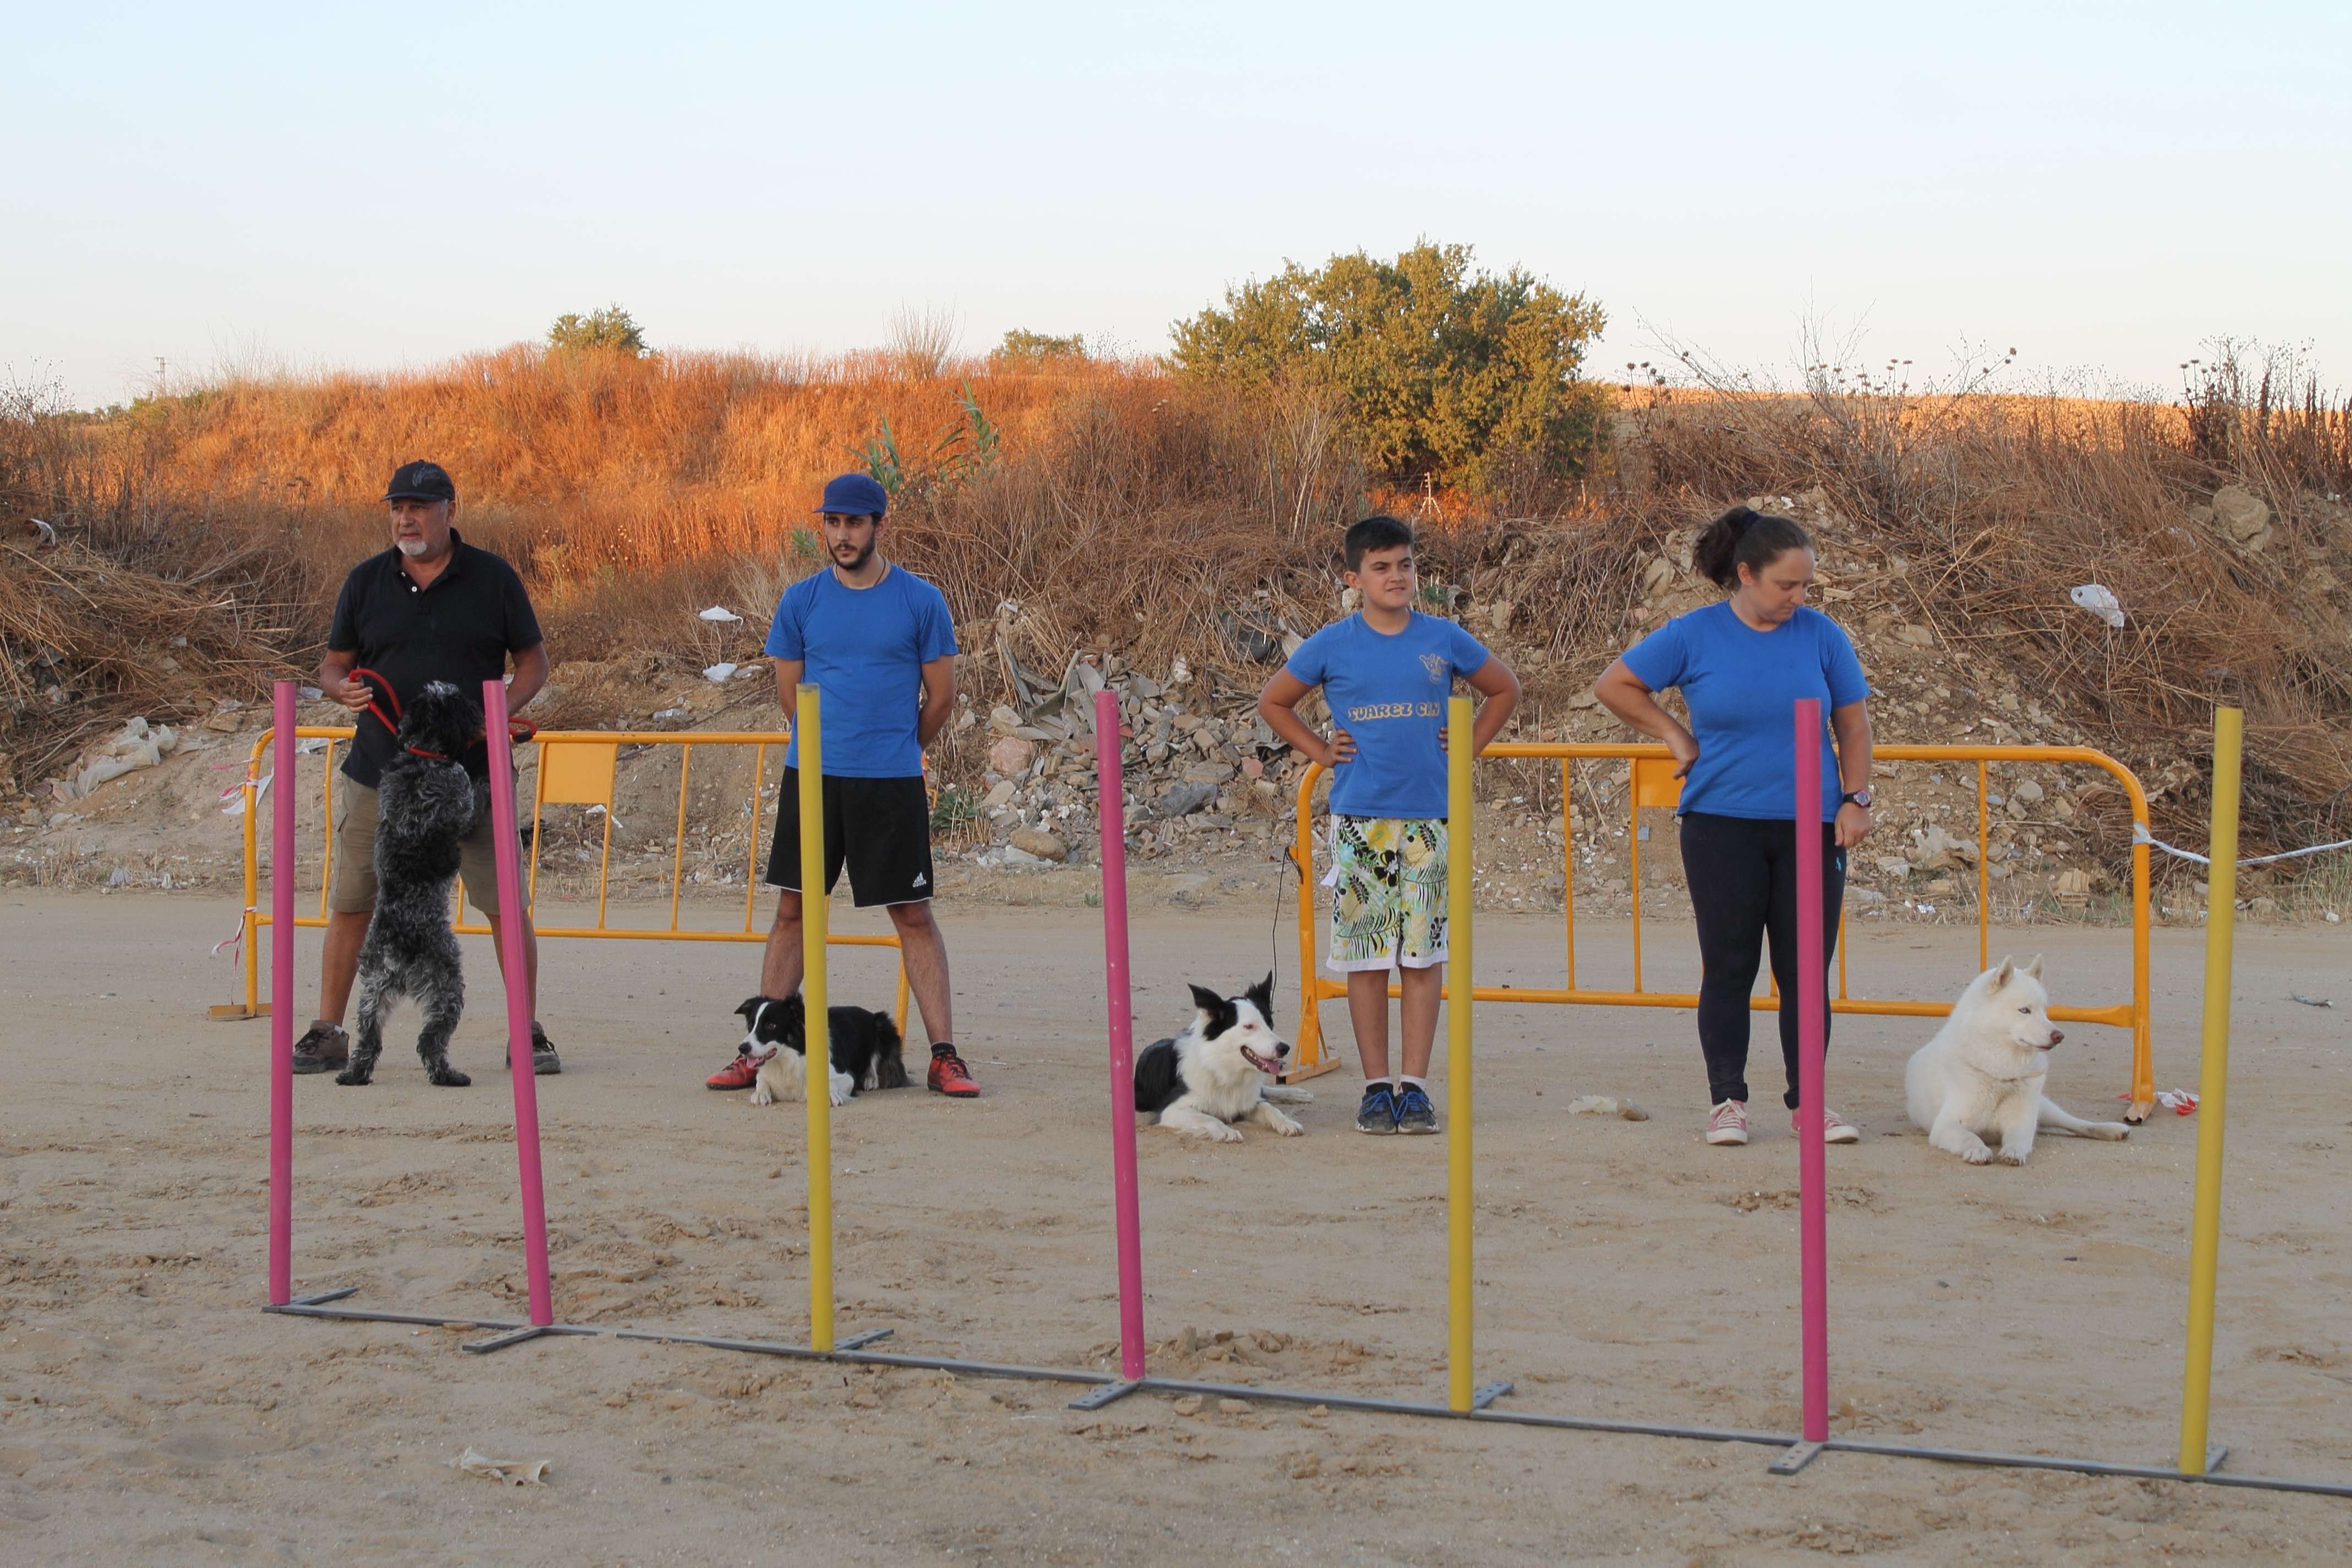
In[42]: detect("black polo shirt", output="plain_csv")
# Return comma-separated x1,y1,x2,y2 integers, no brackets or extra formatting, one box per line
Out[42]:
325,530,543,787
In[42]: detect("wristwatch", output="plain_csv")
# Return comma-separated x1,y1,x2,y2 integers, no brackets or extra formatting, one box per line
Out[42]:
1842,788,1874,809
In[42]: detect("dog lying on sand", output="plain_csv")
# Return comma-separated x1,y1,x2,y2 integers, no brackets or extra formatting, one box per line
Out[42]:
1134,977,1312,1142
1905,955,2132,1165
734,994,908,1108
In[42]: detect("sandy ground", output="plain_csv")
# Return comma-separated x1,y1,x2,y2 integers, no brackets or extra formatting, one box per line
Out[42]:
4,888,2351,1566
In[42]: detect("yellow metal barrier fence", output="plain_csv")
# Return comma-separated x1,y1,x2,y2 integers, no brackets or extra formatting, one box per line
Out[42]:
217,727,908,1031
1289,742,2157,1119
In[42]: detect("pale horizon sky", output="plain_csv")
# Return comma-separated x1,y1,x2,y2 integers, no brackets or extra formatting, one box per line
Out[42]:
12,2,2349,410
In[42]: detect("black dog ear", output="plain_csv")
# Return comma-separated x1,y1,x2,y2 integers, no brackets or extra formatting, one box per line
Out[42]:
736,997,765,1021
1246,972,1275,1018
1188,983,1238,1036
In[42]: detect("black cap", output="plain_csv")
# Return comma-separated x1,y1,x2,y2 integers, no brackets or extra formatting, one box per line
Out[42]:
384,460,456,503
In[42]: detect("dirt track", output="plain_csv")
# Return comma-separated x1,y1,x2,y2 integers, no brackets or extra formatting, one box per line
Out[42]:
4,889,2351,1565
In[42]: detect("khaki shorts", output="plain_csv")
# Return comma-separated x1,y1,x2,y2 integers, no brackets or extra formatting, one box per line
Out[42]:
329,773,510,918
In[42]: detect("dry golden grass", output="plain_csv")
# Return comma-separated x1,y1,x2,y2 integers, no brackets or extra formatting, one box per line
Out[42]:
5,342,2349,862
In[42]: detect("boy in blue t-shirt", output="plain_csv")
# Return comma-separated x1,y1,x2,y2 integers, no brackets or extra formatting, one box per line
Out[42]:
1258,516,1520,1135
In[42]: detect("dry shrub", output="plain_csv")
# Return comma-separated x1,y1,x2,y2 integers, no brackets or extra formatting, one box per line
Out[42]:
6,341,2347,865
1611,348,2352,852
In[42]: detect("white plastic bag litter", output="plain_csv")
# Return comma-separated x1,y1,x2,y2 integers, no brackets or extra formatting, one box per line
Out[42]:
452,1448,551,1485
2069,584,2125,629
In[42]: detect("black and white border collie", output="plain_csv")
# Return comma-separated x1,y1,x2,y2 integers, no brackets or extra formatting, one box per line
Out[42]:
734,995,908,1108
1133,976,1313,1142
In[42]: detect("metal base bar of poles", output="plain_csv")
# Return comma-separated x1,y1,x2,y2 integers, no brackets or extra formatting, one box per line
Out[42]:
263,1302,600,1337
462,1325,561,1355
261,1301,2347,1496
1069,1379,1146,1411
1770,1440,1826,1476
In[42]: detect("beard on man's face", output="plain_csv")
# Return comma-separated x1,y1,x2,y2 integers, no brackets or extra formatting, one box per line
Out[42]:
396,537,430,558
832,537,875,570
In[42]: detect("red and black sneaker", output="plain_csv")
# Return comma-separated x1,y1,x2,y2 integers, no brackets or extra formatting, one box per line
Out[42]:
926,1049,980,1098
706,1049,774,1091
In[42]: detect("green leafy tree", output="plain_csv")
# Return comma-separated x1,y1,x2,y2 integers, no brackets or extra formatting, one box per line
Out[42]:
989,329,1088,368
547,305,649,356
1169,242,1607,491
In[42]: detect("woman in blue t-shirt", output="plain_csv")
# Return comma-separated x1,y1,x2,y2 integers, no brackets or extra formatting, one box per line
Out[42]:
1593,507,1876,1149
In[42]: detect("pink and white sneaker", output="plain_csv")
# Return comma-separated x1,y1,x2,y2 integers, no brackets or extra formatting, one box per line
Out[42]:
1705,1099,1749,1145
1794,1108,1863,1144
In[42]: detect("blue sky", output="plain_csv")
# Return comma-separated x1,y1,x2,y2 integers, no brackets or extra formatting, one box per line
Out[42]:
11,1,2349,407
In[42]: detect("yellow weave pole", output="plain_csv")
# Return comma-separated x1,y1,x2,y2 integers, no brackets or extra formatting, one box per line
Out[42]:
798,684,835,1354
2178,705,2241,1473
1446,693,1476,1412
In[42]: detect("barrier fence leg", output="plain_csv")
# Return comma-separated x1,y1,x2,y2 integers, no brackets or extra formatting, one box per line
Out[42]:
1070,688,1148,1412
798,684,837,1354
464,678,558,1353
2179,706,2242,1474
1773,698,1831,1476
268,681,297,1305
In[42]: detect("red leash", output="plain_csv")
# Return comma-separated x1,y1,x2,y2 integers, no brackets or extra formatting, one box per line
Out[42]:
346,667,535,759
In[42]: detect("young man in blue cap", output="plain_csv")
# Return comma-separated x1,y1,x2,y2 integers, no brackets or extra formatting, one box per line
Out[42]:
706,473,978,1096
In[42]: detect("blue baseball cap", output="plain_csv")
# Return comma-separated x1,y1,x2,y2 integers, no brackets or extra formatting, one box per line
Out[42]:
814,473,888,517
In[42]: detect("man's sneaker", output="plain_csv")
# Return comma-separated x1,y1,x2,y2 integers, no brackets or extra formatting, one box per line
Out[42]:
706,1049,774,1091
1355,1084,1398,1134
927,1050,980,1098
1795,1108,1862,1144
504,1024,562,1075
1705,1099,1749,1146
1393,1083,1439,1135
289,1022,349,1075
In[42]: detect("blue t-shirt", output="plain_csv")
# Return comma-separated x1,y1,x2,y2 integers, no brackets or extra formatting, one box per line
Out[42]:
1284,612,1493,820
764,565,957,777
1620,602,1868,823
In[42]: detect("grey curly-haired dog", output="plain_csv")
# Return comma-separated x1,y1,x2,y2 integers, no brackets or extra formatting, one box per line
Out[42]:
337,680,487,1088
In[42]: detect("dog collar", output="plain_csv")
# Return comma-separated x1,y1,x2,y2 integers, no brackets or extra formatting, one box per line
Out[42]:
405,745,450,760
1967,1060,2041,1085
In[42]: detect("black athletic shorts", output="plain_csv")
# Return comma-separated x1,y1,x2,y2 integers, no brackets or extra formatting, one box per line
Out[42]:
764,770,935,907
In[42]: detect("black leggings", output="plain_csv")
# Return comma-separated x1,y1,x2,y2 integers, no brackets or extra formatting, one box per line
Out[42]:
1679,813,1846,1110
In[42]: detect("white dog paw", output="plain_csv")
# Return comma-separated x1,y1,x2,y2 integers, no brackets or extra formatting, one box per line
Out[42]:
1996,1148,2027,1166
2093,1122,2132,1140
1959,1144,1993,1164
1270,1115,1304,1137
1212,1125,1245,1144
749,1086,774,1107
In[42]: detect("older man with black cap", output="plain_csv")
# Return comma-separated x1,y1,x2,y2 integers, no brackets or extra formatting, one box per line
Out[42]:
704,472,976,1097
289,460,559,1078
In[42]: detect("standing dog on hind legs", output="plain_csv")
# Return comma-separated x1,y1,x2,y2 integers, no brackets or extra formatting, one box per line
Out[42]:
1905,954,2132,1164
337,682,485,1088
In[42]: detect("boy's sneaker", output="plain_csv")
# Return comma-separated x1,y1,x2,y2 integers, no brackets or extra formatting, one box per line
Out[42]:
1705,1099,1749,1145
1795,1108,1862,1144
927,1050,981,1098
1355,1084,1398,1134
706,1049,774,1090
1393,1083,1439,1135
289,1022,349,1075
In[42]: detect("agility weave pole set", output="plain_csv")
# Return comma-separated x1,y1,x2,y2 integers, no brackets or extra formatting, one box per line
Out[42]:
258,682,2350,1496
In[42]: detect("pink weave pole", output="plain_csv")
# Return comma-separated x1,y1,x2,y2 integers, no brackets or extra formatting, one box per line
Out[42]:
267,680,297,1305
1092,687,1147,1380
1793,698,1830,1444
483,680,553,1328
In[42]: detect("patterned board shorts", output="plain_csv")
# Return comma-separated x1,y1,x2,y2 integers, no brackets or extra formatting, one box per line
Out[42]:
1325,815,1449,973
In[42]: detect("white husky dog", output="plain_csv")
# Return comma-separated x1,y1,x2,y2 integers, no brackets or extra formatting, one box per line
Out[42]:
1905,955,2132,1166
